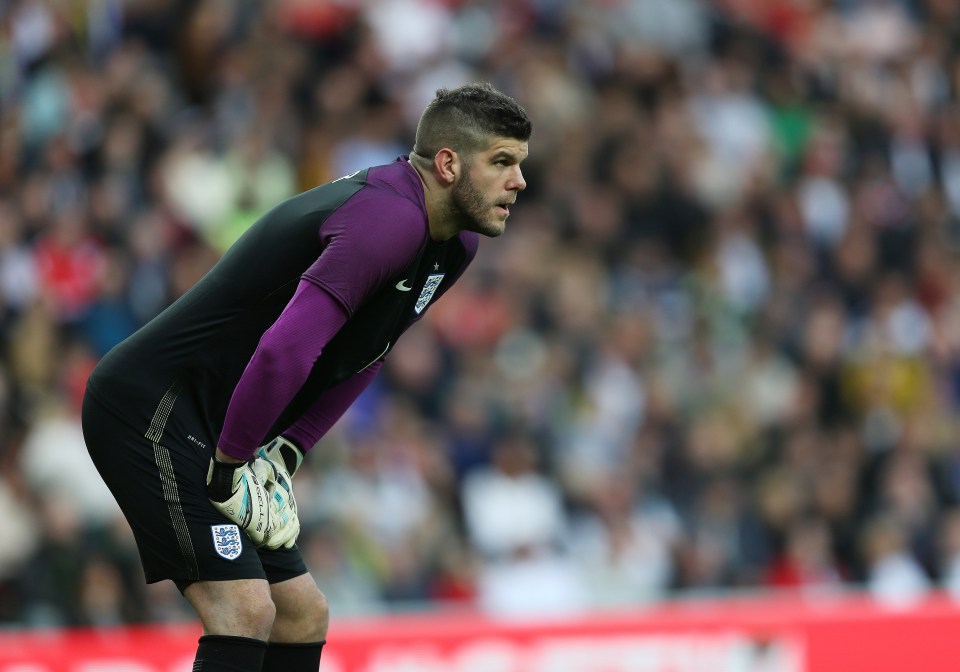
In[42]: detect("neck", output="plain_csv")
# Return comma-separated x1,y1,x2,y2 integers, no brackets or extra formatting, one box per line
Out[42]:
409,153,459,242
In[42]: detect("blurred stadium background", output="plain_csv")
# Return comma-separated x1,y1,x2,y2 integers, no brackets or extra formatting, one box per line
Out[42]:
3,0,960,669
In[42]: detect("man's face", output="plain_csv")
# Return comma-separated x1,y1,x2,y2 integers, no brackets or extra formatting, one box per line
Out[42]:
450,138,528,238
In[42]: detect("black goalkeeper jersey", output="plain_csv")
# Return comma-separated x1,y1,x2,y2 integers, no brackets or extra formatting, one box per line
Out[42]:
87,157,477,452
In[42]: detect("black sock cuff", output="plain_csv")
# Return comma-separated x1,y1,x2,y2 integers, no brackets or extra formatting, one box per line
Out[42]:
262,639,325,670
194,635,268,671
267,640,326,649
198,635,269,649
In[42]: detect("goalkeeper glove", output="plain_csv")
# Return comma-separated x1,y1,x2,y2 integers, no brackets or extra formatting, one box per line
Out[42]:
257,436,304,547
206,455,300,549
257,436,304,477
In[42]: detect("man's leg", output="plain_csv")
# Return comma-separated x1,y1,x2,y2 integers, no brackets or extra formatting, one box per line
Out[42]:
184,579,275,671
263,573,329,671
82,396,278,671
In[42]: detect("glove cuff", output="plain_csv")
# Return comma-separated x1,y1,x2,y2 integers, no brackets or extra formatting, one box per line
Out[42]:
207,457,243,502
263,436,304,475
276,436,304,475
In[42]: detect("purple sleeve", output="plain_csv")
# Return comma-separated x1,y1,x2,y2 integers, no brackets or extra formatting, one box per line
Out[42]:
217,280,348,460
281,360,382,451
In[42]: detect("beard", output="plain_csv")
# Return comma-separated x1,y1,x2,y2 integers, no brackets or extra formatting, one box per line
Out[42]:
449,169,505,238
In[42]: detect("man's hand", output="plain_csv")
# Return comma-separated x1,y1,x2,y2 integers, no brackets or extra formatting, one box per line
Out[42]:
206,454,300,549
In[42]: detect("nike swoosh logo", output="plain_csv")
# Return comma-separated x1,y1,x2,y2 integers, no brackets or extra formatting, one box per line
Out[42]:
396,280,413,291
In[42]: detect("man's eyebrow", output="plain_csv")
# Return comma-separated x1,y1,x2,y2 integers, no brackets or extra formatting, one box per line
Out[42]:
491,149,522,161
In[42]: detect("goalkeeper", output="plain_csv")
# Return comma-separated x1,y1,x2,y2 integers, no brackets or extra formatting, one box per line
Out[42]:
81,82,531,672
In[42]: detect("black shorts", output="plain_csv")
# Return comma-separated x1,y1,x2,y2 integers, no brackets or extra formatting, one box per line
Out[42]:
81,391,307,589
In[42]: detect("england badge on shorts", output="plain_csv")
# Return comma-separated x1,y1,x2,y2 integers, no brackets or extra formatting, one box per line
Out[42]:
212,524,243,560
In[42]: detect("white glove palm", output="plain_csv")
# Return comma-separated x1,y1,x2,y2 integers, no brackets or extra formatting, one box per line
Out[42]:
206,455,300,549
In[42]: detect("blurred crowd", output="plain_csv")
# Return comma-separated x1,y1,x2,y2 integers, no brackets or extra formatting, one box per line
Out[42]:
3,0,960,627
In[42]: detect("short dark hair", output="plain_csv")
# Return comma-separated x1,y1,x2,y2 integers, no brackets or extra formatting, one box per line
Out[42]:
413,82,532,159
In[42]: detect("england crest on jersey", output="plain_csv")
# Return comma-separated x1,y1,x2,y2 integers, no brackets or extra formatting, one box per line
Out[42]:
414,273,445,314
212,524,243,560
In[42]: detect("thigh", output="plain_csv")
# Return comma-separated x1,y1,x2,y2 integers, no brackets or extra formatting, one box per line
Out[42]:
82,393,273,585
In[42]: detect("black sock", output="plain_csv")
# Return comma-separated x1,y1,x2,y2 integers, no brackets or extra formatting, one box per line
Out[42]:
261,640,325,671
193,635,268,672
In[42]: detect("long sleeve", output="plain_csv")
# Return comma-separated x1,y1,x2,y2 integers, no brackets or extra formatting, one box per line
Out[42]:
217,280,348,460
281,360,382,451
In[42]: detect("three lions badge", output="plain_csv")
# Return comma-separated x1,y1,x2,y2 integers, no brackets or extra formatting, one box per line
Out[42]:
415,273,445,314
212,524,243,560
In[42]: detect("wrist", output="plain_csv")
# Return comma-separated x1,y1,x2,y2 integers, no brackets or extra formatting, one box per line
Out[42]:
215,447,246,464
207,455,244,502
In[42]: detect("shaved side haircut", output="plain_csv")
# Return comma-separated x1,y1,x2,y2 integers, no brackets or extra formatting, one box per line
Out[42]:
412,82,532,161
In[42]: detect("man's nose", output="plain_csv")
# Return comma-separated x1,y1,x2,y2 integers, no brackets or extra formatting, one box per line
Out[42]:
509,166,526,191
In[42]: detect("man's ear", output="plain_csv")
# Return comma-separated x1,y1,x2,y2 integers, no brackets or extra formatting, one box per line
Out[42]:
434,148,460,185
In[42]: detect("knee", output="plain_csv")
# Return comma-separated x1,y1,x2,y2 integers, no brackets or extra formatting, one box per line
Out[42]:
187,580,277,640
274,585,329,642
296,586,329,641
313,589,330,637
233,591,277,640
